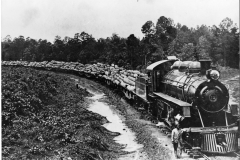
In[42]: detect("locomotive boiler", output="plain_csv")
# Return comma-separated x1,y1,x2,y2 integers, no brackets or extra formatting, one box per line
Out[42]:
141,57,239,153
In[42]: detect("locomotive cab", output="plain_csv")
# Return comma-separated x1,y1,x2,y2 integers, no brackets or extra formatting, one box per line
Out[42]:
146,57,193,124
146,58,177,92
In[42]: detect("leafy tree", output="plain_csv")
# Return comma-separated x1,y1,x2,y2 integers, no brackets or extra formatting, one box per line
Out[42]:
227,27,239,68
167,25,192,57
1,35,12,60
141,21,157,65
8,36,26,60
1,16,238,69
153,16,177,59
103,34,127,66
141,21,155,38
37,39,53,61
77,32,97,63
24,38,38,61
197,35,211,59
219,17,238,66
126,34,139,68
180,25,190,32
178,43,197,61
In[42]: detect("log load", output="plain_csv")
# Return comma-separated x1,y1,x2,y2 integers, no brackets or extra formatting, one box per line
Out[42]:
2,60,149,93
46,61,65,68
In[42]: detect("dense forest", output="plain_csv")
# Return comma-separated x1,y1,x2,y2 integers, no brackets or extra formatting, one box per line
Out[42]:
1,16,239,69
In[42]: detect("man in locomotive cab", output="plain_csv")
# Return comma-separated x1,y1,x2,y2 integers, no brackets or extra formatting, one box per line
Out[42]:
147,57,177,92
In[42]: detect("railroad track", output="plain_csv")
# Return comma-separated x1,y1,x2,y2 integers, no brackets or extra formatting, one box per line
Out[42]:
233,151,240,158
198,152,211,160
184,148,211,160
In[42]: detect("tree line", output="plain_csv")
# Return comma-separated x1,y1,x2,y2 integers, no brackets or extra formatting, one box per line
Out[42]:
1,16,239,69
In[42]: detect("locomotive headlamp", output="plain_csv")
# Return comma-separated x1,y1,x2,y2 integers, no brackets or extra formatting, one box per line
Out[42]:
210,70,220,80
206,69,220,80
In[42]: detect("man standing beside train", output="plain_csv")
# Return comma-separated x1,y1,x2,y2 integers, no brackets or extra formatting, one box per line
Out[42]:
172,123,179,158
171,122,183,159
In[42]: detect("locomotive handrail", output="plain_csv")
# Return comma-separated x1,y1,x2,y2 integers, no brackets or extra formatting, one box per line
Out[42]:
197,107,205,127
146,59,177,70
153,92,192,107
183,126,238,133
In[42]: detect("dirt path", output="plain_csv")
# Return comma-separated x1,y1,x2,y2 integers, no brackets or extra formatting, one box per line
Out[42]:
70,75,177,160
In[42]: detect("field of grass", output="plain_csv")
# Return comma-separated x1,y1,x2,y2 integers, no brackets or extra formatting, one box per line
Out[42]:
2,66,123,160
218,66,239,80
218,66,239,103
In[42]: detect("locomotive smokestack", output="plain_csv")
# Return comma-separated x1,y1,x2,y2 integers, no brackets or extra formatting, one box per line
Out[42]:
199,59,212,75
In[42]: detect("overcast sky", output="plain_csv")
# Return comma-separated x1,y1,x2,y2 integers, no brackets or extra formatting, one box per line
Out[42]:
1,0,239,42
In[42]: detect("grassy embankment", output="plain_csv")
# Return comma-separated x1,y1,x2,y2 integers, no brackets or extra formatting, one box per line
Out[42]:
2,66,124,160
218,66,239,103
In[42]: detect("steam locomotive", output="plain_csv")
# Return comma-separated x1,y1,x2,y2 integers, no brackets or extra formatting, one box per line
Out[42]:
2,56,239,154
122,57,239,154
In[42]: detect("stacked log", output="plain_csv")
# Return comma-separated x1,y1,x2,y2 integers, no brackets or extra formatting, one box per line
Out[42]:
84,64,94,74
61,62,79,71
45,61,65,68
90,64,99,75
28,62,37,67
3,61,11,65
115,70,148,92
34,61,48,68
75,63,85,72
9,61,22,66
2,61,29,66
21,61,30,66
2,61,7,65
95,63,106,76
2,60,149,94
